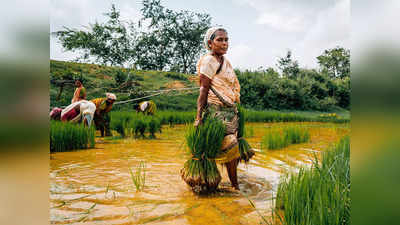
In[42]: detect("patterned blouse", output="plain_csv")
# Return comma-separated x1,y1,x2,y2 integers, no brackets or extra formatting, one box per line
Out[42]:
196,53,240,106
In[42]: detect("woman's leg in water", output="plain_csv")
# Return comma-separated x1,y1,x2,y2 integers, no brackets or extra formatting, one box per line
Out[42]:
225,158,240,190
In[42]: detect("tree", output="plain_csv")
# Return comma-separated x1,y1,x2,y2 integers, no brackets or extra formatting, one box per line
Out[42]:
317,47,350,78
53,4,136,67
140,0,211,73
54,1,211,74
277,50,300,79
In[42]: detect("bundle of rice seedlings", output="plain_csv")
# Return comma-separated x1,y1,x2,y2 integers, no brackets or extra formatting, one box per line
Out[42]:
181,118,225,192
237,104,255,162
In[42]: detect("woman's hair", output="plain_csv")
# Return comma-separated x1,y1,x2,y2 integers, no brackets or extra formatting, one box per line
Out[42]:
210,28,228,41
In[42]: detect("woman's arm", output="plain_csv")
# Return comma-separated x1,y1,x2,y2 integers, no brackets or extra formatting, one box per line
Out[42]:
194,74,212,126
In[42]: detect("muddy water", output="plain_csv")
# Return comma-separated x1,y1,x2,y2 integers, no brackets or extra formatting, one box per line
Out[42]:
50,122,349,224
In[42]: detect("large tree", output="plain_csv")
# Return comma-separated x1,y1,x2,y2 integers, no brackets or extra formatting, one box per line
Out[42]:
277,50,300,79
53,4,136,67
139,0,210,73
317,46,350,78
54,1,211,73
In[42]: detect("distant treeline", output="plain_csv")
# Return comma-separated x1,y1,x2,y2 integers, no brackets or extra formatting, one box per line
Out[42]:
237,67,350,111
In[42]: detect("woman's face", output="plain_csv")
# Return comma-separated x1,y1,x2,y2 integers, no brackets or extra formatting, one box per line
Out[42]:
209,30,229,56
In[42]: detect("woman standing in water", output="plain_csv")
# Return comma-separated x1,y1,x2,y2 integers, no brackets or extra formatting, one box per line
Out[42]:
194,27,253,190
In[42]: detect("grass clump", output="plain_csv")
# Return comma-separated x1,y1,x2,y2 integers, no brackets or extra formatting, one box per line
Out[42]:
261,126,310,150
181,118,225,192
274,136,350,225
129,161,146,191
50,121,95,152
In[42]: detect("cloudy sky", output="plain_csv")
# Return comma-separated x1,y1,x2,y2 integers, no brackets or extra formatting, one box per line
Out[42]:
50,0,350,70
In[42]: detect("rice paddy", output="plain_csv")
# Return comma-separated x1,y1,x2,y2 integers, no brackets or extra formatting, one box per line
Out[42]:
50,121,95,152
50,121,349,224
109,109,348,138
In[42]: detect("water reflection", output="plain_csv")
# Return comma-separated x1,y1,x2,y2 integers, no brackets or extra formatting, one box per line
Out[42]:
50,122,349,224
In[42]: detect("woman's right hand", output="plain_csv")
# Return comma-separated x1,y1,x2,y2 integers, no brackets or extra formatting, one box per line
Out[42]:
194,118,202,127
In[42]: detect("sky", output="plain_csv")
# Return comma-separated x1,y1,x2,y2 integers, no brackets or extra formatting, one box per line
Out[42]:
50,0,350,71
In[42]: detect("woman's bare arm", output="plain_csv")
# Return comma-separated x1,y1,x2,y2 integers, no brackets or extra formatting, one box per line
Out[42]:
194,74,212,126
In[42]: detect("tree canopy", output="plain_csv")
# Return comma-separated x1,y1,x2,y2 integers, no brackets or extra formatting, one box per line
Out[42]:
54,0,210,73
317,46,350,78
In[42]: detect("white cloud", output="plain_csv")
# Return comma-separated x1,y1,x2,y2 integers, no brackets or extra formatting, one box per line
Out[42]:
226,44,253,70
295,0,350,67
256,12,307,32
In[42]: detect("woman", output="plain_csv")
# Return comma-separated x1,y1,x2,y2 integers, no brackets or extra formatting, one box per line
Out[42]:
136,100,157,115
195,27,247,190
91,93,116,137
71,79,86,103
59,100,96,127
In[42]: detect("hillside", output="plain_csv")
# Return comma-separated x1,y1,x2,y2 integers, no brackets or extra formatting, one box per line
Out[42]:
50,60,199,111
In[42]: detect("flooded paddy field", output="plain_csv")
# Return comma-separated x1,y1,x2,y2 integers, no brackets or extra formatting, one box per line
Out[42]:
50,122,349,224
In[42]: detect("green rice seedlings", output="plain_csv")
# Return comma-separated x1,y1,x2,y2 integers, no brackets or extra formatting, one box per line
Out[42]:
237,104,255,162
181,118,225,192
50,121,95,152
147,117,161,139
244,126,254,138
283,126,310,144
129,161,146,191
132,118,147,138
261,126,310,150
274,136,350,225
261,129,288,150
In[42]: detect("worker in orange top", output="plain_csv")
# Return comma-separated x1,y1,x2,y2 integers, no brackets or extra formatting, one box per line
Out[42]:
91,93,116,137
71,79,86,103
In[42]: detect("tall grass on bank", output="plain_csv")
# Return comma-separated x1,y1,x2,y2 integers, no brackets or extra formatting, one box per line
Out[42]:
261,126,310,150
50,121,95,152
129,161,146,191
275,136,350,225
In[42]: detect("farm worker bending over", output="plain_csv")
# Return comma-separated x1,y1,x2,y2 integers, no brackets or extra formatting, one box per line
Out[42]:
49,100,96,127
136,100,156,115
71,79,86,103
91,93,116,137
49,107,62,120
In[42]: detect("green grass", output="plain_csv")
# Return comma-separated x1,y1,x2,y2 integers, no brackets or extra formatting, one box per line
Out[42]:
274,136,350,225
129,161,146,192
261,126,310,150
50,121,95,152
